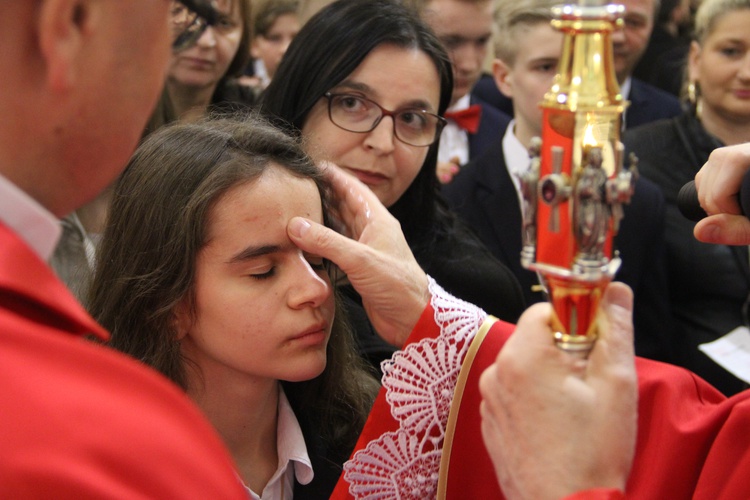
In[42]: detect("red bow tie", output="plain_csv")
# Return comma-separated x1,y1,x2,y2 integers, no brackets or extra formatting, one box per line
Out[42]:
444,104,482,134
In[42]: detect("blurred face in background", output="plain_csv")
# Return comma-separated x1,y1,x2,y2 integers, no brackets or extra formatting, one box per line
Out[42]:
168,0,243,92
493,22,562,145
611,0,655,83
689,9,750,127
251,12,300,80
422,0,494,105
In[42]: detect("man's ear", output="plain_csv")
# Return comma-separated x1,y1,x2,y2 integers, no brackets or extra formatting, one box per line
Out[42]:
37,0,89,92
492,58,514,98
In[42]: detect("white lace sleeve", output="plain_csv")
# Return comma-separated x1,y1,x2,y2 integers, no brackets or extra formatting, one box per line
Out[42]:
342,277,487,498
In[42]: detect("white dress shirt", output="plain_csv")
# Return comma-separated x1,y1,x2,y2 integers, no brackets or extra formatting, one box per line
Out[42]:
502,120,532,216
438,94,471,166
245,388,314,500
253,59,271,89
0,172,61,261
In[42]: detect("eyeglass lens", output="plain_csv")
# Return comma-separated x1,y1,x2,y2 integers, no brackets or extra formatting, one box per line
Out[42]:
327,94,442,147
171,1,209,52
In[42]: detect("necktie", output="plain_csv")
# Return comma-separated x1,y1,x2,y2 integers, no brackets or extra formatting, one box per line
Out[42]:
444,104,482,134
49,215,95,306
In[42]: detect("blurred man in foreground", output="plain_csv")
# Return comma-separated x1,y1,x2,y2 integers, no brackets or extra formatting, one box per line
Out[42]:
0,1,245,497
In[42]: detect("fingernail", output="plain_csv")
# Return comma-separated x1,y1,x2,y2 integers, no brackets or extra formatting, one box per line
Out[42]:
439,174,451,183
450,165,460,174
289,217,311,238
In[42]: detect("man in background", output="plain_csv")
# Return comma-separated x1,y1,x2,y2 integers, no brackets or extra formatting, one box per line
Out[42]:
410,0,512,184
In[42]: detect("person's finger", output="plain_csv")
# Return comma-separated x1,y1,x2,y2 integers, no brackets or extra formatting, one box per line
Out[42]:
694,213,750,245
590,282,635,374
696,146,750,216
478,396,512,492
287,216,364,273
436,160,460,184
497,302,579,372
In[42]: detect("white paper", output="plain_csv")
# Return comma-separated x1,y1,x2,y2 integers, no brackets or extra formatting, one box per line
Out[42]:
699,326,750,385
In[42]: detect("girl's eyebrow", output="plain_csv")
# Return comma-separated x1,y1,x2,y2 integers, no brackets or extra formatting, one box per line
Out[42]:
227,244,281,264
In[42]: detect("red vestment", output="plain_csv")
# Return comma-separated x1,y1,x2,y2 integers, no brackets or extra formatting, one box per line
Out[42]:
0,222,247,498
334,288,750,499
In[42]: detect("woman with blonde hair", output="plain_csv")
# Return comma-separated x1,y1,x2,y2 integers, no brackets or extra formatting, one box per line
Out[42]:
624,0,750,395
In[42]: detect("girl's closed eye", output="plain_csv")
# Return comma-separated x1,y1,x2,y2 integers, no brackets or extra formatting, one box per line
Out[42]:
249,266,275,280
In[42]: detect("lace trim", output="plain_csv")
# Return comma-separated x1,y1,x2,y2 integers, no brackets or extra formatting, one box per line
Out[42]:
343,277,487,498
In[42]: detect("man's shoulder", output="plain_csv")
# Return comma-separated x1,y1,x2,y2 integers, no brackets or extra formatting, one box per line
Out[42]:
471,95,512,131
443,135,506,202
471,73,514,116
627,78,683,128
0,261,245,499
0,311,245,498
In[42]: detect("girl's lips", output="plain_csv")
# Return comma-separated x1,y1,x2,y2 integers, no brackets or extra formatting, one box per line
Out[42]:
290,324,328,346
733,89,750,99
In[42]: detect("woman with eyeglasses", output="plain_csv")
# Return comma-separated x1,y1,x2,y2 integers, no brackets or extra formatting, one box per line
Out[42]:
163,0,255,123
260,0,525,371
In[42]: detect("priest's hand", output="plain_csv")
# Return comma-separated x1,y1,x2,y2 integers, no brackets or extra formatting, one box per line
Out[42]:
287,163,429,348
479,282,637,500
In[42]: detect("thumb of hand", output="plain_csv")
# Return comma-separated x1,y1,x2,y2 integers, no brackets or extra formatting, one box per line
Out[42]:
593,282,635,368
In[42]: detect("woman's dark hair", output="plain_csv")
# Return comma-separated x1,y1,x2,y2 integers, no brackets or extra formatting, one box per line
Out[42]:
260,0,454,254
89,115,375,448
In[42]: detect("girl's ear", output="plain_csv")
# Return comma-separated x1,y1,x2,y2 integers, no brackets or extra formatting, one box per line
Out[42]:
171,299,191,340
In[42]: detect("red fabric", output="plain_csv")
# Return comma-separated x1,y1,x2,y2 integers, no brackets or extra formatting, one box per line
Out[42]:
330,303,442,500
337,305,750,499
444,105,482,134
564,489,626,500
442,320,513,500
444,328,750,499
0,223,246,498
626,358,750,499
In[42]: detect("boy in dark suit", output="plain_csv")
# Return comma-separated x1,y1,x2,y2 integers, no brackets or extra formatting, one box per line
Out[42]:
443,0,674,361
